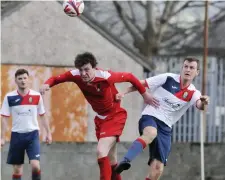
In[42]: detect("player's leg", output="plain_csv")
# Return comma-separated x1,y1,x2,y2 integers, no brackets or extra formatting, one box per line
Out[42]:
115,115,157,174
145,120,172,180
97,136,117,180
96,109,127,180
26,130,41,180
108,142,122,180
146,159,164,180
12,165,23,180
7,132,25,180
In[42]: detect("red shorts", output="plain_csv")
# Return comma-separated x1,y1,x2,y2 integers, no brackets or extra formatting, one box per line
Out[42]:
95,108,127,142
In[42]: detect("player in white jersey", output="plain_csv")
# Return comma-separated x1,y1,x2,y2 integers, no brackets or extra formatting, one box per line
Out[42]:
115,57,209,180
0,69,52,180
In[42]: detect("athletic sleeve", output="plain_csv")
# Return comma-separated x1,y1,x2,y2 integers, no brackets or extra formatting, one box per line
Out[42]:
107,71,146,94
38,95,46,116
145,73,169,91
190,90,201,106
0,95,10,117
44,70,78,87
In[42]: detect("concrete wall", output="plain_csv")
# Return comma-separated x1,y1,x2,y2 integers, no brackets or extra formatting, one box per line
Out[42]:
1,1,144,142
1,143,225,180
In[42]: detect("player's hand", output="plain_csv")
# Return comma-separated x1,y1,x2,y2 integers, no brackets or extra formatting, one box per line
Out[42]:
142,92,160,108
200,95,210,105
1,138,5,148
44,133,52,145
39,84,50,95
115,93,125,101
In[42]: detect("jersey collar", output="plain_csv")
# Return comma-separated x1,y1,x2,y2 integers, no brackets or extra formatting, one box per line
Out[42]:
17,89,30,97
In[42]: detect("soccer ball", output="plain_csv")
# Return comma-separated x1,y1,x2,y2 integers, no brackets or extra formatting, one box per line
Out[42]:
63,0,84,17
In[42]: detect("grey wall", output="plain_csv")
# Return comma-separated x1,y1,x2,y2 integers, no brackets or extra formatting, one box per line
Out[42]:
1,1,145,142
1,143,225,180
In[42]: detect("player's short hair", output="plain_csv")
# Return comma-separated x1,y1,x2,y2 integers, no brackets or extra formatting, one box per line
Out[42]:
74,52,98,68
15,69,29,78
183,57,200,70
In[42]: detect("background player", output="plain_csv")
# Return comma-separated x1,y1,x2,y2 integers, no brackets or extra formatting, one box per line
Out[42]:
1,69,52,180
39,52,159,180
115,57,209,180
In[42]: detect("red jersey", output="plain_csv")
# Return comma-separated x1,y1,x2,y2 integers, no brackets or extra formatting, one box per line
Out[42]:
44,69,146,116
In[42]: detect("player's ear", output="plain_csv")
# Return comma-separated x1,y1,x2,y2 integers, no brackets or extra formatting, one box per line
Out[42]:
196,69,200,76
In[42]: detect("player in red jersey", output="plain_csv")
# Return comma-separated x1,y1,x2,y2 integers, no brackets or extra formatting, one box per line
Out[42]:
40,52,159,180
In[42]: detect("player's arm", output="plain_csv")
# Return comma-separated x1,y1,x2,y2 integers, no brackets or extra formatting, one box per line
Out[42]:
117,73,169,98
123,80,147,95
1,95,11,147
108,71,146,94
39,115,50,133
40,70,76,95
196,95,210,110
190,90,209,111
1,116,9,146
108,71,159,107
39,115,52,144
38,95,52,144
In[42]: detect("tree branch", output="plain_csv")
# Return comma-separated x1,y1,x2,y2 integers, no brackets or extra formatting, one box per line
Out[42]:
128,1,136,23
145,1,156,36
113,1,144,41
134,1,146,9
161,1,177,23
156,1,177,46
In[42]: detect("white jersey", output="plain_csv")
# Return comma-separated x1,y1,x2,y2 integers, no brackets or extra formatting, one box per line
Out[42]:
0,89,45,133
142,73,201,128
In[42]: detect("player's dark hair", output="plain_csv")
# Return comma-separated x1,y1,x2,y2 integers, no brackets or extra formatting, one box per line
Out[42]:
74,52,98,68
15,69,29,78
183,57,200,70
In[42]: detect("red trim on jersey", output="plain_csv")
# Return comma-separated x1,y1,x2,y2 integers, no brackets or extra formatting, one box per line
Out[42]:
1,114,10,117
20,95,40,105
174,89,195,102
39,113,45,116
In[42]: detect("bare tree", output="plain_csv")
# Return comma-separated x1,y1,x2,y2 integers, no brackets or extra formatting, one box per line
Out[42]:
85,1,225,64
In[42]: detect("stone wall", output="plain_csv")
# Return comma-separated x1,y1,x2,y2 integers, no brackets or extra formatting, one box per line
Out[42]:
1,143,225,180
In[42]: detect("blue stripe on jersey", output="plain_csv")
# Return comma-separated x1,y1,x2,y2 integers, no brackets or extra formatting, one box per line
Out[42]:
162,76,180,94
7,95,23,107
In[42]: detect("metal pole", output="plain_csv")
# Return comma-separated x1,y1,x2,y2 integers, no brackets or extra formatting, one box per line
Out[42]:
201,1,209,180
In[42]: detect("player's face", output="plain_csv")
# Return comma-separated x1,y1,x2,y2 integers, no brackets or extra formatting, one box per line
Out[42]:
181,60,199,81
15,73,29,90
79,63,95,82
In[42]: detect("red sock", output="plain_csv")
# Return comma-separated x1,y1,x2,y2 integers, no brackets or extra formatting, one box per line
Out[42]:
145,178,151,180
98,157,112,180
12,174,22,180
111,164,122,180
32,170,41,180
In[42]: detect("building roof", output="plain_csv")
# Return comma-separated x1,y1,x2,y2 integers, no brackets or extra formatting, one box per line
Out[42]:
1,1,154,71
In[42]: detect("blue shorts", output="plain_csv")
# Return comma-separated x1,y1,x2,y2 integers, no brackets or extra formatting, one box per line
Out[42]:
7,130,40,165
139,115,172,166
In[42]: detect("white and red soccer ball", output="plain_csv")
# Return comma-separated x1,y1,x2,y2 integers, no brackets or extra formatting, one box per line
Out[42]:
63,0,84,17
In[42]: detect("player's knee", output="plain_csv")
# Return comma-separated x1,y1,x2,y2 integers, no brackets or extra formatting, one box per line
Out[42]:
108,152,117,165
142,127,157,144
13,165,23,174
30,160,40,172
155,161,164,176
97,137,116,158
97,146,109,158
